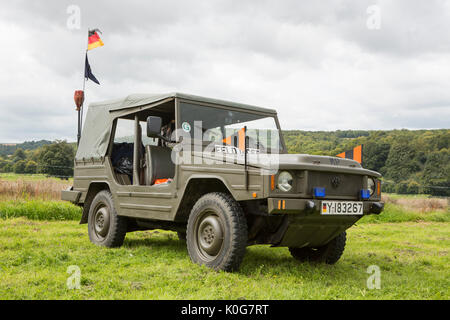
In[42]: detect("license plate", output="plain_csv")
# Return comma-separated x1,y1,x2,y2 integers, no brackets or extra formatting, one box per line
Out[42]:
321,201,364,215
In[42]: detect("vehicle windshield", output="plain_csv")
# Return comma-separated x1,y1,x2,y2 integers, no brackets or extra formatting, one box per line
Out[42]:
179,102,283,154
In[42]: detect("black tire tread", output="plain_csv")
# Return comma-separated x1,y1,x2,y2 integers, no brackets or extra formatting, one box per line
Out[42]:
187,192,247,272
323,231,346,264
88,190,127,248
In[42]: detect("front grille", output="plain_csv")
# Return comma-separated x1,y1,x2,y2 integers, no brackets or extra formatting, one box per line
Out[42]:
308,171,363,198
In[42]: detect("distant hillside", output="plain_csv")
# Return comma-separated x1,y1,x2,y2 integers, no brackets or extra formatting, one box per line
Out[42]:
283,129,449,196
0,140,53,156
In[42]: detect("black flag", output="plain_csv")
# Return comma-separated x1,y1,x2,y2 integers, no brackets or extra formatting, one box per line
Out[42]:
84,54,100,85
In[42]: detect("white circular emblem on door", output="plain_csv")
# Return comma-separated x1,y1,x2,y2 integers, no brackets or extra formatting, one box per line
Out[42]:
182,122,191,133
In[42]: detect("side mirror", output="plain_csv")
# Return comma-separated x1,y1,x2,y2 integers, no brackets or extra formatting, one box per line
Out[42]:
146,116,162,138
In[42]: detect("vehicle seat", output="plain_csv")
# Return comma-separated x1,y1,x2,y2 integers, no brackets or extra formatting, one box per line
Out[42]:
145,145,175,185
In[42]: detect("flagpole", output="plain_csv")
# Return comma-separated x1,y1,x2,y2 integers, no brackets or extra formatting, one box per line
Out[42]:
77,29,89,146
81,28,89,133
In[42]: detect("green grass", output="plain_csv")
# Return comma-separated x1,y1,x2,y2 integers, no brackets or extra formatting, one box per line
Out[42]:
0,200,81,221
385,193,439,200
0,218,448,299
359,203,449,224
0,198,447,224
0,184,447,299
0,173,72,183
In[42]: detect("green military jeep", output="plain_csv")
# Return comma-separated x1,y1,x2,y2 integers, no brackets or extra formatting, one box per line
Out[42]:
62,93,383,271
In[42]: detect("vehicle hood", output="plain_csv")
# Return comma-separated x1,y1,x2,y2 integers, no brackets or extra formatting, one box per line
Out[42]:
198,152,381,177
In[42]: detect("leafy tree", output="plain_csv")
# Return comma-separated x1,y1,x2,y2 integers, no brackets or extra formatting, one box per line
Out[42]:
406,180,420,194
13,160,27,174
0,158,6,172
3,162,13,172
25,160,37,174
37,141,75,178
421,149,450,196
384,140,420,182
381,181,395,193
363,142,390,173
395,182,409,194
12,148,26,163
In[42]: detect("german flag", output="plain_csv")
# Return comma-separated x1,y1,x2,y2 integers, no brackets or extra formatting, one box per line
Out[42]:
87,29,104,51
336,144,363,164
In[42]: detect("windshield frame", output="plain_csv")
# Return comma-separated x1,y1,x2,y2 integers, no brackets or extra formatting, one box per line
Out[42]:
176,98,287,154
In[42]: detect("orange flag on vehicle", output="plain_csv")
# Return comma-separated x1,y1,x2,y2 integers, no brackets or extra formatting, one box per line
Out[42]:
336,144,363,164
222,127,246,151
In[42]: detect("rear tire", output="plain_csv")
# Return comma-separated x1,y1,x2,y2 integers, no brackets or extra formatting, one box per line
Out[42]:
289,231,346,264
186,192,247,272
88,190,127,248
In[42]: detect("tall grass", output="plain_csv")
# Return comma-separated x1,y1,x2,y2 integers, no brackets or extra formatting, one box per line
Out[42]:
360,196,449,224
0,178,70,200
0,174,80,221
0,200,81,221
382,194,448,213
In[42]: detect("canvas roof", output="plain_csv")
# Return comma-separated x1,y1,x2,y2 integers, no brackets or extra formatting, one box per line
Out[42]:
75,92,277,160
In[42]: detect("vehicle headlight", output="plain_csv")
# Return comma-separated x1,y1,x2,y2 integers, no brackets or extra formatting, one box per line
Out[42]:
278,171,293,192
368,178,376,196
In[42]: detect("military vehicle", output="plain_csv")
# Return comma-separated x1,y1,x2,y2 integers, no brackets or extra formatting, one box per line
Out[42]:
62,93,383,271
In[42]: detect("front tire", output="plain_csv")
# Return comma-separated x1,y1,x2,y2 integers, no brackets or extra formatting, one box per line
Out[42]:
289,231,347,264
88,190,127,247
186,192,247,272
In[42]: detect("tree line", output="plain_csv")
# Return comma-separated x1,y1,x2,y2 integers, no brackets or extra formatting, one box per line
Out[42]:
0,129,448,195
0,141,75,179
284,129,449,196
0,140,52,157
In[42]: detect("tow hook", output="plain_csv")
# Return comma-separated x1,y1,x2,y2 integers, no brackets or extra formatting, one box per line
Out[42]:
305,200,316,214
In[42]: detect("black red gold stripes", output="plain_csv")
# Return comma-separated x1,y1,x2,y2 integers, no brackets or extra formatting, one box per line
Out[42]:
87,30,104,51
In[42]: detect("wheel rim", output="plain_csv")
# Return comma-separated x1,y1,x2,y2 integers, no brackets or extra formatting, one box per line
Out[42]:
93,204,110,239
195,210,224,260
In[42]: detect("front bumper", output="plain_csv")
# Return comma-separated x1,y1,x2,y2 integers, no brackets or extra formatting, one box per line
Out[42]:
268,198,384,215
265,198,384,248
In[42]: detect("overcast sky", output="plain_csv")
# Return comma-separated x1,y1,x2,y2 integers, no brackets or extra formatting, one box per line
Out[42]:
1,0,449,142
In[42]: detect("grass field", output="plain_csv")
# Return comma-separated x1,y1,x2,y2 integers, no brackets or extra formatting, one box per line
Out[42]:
0,219,448,299
0,173,72,182
0,173,448,300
